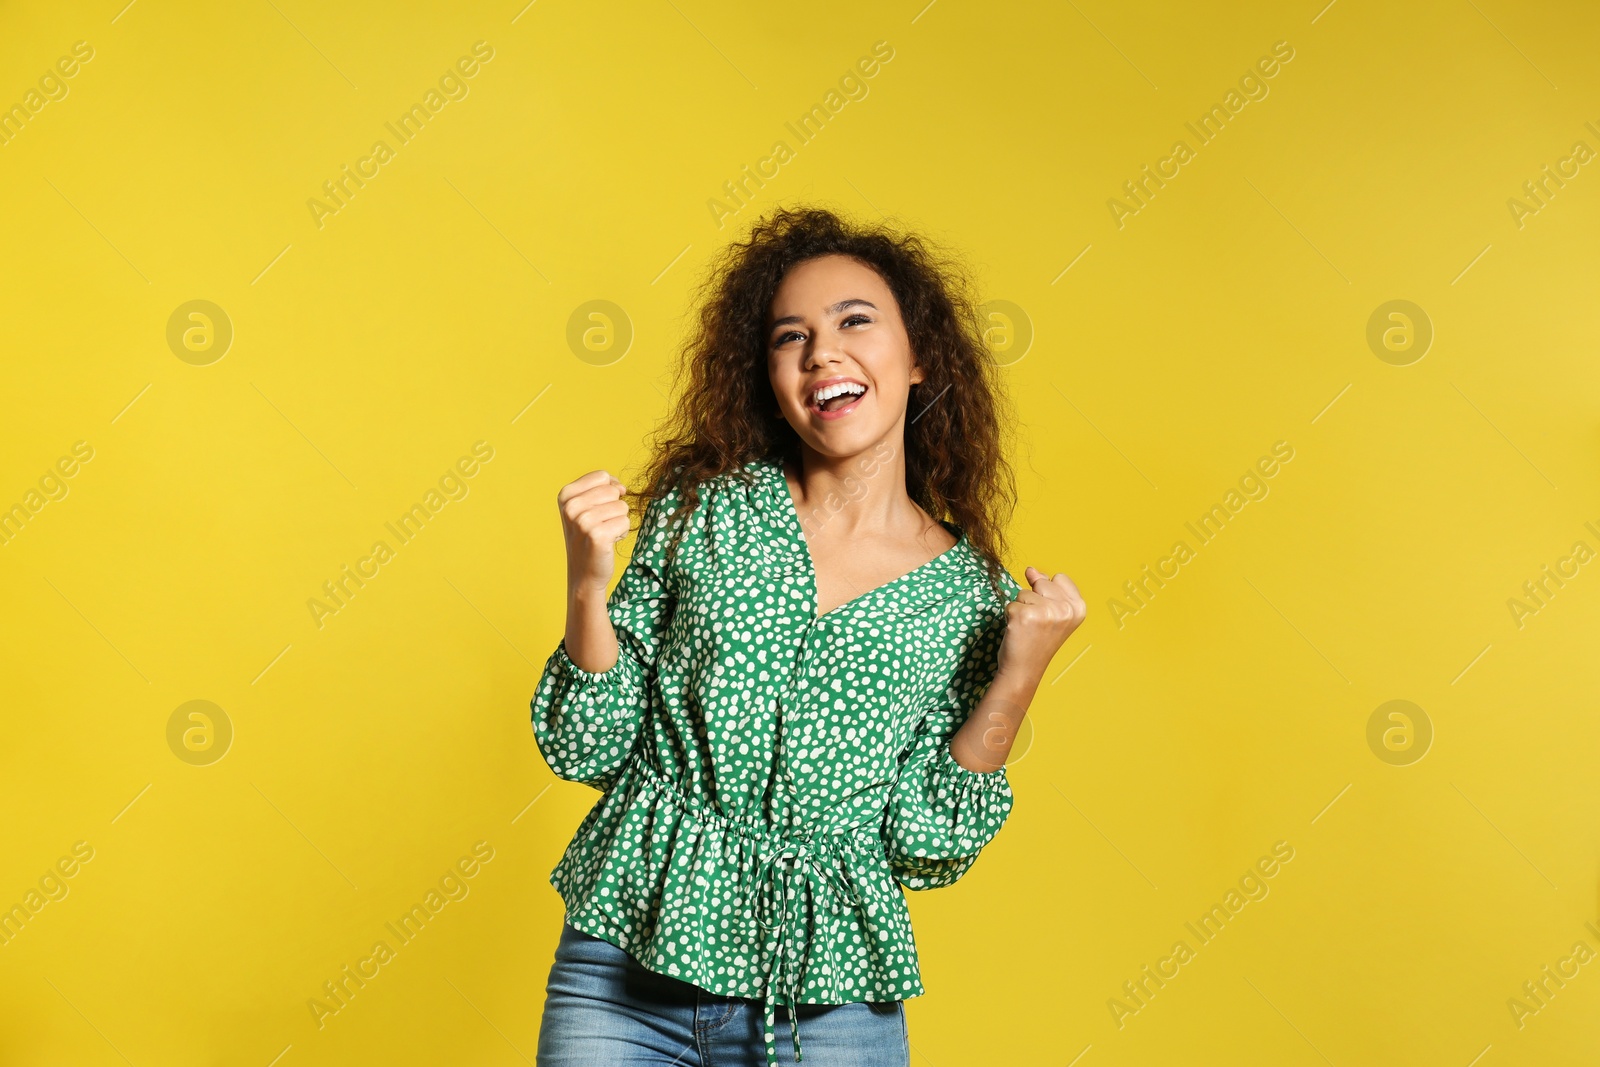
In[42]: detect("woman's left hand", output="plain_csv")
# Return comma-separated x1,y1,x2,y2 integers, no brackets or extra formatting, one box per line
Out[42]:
996,566,1087,683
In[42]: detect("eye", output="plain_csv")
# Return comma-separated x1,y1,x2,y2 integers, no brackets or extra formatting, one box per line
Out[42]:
771,314,870,348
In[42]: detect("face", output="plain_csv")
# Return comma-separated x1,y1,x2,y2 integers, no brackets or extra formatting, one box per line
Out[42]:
767,254,924,460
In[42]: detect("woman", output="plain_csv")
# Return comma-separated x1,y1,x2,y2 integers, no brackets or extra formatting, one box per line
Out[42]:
532,206,1085,1066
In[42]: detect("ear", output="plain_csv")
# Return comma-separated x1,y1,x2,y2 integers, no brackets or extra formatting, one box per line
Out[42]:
909,360,926,386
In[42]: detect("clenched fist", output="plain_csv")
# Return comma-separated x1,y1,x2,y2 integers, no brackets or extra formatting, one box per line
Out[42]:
558,469,634,595
995,566,1087,683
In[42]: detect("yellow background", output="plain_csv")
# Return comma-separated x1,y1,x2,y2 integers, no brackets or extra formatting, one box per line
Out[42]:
2,0,1597,1064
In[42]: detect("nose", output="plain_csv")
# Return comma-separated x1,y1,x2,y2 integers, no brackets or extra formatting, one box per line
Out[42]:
804,330,845,371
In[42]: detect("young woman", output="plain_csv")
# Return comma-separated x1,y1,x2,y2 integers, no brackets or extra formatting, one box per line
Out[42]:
531,207,1085,1066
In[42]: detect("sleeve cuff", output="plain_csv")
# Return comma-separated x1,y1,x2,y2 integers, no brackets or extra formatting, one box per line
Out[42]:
550,638,645,692
927,740,1011,792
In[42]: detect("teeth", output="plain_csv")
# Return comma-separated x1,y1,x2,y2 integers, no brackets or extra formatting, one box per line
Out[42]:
813,382,866,404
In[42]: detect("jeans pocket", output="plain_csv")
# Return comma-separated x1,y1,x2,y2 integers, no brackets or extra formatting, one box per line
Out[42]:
694,990,738,1035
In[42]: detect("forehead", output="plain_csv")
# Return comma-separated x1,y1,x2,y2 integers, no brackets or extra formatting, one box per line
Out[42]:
769,255,893,315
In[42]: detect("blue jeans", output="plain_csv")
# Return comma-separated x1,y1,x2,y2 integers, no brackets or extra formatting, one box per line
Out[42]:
536,921,909,1066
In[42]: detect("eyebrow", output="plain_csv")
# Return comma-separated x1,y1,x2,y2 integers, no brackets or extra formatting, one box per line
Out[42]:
769,298,878,332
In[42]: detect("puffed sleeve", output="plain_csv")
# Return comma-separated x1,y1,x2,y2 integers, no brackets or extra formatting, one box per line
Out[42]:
530,484,681,791
884,578,1020,890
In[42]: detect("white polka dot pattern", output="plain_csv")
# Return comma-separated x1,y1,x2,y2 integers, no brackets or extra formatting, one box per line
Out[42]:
531,453,1021,1067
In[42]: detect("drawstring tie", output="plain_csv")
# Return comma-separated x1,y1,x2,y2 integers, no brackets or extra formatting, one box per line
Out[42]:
752,832,854,1065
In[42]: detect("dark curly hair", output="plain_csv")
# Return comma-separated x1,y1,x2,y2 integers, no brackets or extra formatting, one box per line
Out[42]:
629,205,1018,599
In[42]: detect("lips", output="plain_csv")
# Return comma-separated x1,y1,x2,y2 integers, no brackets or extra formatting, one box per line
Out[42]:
807,377,868,420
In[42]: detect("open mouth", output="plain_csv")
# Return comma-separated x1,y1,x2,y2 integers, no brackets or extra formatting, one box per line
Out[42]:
809,381,868,419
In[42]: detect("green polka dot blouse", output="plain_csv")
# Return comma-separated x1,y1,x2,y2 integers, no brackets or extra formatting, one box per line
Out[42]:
531,453,1021,1066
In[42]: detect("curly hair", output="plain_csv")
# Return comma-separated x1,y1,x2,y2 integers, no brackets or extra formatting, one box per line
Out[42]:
629,205,1019,599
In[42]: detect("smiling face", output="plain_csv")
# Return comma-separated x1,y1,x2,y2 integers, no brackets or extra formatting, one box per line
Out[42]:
767,254,924,460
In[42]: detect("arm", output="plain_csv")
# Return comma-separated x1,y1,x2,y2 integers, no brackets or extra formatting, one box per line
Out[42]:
950,562,1088,774
884,601,1017,891
883,560,1088,889
948,667,1037,773
531,485,680,791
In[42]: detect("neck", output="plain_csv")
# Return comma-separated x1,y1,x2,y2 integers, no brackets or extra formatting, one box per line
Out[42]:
787,438,921,542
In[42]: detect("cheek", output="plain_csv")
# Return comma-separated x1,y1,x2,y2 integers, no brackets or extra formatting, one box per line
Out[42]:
866,356,910,401
769,368,803,412
874,382,908,417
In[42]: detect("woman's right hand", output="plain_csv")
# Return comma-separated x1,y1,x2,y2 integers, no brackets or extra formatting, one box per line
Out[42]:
558,469,633,597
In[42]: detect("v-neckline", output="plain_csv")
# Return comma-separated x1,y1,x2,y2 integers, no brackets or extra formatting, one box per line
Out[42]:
765,454,969,622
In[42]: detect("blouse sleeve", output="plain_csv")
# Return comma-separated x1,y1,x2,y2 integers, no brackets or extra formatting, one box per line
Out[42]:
884,581,1020,891
530,486,681,791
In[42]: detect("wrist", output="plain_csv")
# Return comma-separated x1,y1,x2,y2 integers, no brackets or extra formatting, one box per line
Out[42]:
568,576,610,605
989,664,1042,706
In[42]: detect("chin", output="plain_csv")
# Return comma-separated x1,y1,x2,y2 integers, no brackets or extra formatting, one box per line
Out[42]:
798,428,885,460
